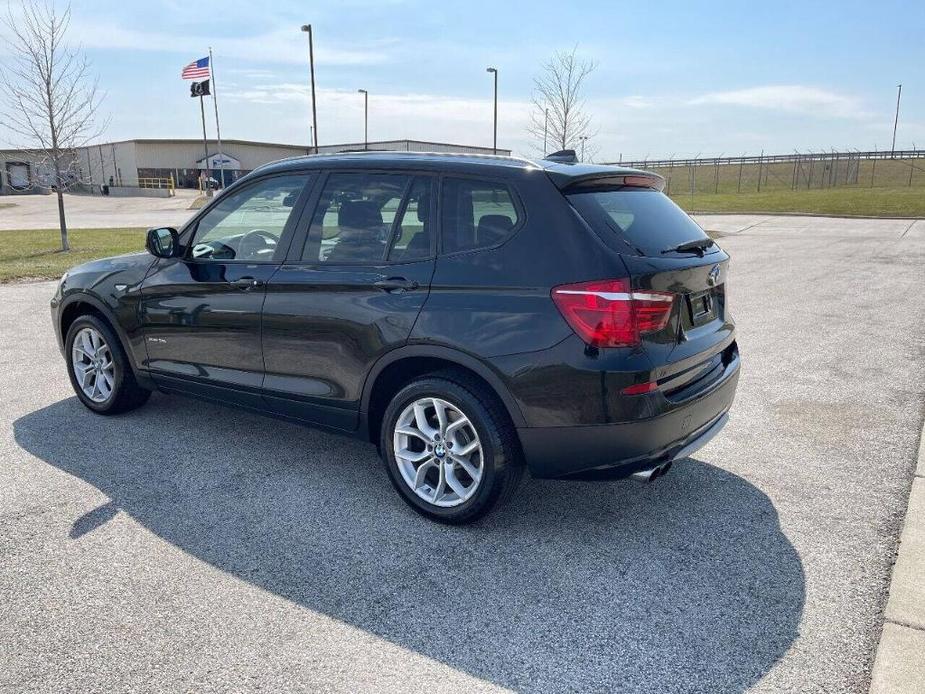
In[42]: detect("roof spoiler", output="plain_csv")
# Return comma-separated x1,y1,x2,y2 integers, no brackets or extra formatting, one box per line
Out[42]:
543,149,579,164
560,173,666,192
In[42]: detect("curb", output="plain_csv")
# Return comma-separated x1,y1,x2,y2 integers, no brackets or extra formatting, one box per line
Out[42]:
686,211,925,221
0,277,60,286
869,417,925,693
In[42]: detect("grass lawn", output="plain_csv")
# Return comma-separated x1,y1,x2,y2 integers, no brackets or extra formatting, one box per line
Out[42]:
671,186,925,217
0,227,146,282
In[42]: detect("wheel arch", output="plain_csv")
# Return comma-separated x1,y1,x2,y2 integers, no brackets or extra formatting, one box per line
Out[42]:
59,292,144,379
361,345,526,443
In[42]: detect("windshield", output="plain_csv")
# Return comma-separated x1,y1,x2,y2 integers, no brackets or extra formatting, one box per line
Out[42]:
567,188,713,257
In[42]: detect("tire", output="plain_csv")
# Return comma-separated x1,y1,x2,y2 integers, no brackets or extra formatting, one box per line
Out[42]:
65,314,151,415
380,370,523,524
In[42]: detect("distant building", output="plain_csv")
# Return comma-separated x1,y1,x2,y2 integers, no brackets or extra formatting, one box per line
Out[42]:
0,138,512,193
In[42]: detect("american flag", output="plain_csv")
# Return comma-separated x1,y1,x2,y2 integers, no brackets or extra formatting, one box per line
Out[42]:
181,57,210,80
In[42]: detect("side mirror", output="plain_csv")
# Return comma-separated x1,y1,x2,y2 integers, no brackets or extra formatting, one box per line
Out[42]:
145,227,179,258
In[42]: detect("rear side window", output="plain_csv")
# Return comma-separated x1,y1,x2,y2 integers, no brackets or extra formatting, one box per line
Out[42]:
441,178,520,253
302,172,411,263
567,188,712,257
389,176,435,262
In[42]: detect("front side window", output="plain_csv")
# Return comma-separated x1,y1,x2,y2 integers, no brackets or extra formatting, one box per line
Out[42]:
440,178,520,254
189,175,309,261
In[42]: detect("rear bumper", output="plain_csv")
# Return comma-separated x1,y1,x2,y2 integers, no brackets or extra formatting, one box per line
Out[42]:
517,356,739,479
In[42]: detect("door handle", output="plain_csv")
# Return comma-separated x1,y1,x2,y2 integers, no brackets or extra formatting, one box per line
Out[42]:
373,277,419,292
230,277,265,290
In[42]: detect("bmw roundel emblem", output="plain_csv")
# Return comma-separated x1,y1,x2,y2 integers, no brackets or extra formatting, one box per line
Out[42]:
708,265,721,286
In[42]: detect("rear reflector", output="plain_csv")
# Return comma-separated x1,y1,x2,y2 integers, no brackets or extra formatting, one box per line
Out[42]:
621,381,658,395
551,278,674,348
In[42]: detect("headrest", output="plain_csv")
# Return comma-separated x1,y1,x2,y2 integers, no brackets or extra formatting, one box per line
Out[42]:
476,214,514,243
416,193,431,223
339,200,382,230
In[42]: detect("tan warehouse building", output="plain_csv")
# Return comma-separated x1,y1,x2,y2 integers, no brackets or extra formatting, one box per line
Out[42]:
1,138,512,194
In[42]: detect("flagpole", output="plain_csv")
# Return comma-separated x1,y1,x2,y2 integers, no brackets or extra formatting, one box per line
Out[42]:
199,94,212,197
208,47,226,188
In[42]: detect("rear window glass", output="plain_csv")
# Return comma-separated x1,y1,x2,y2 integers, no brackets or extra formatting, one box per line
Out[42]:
567,188,712,257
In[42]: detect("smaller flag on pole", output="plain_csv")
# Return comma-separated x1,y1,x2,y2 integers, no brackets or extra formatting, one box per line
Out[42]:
190,80,211,97
181,57,210,80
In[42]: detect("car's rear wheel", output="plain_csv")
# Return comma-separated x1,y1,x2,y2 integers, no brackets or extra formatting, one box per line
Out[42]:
65,315,151,415
380,372,523,523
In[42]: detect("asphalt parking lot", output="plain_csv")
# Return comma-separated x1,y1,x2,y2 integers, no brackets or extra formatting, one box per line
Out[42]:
0,190,199,231
1,215,923,693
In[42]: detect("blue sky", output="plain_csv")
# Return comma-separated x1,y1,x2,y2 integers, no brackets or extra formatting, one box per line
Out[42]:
4,0,924,159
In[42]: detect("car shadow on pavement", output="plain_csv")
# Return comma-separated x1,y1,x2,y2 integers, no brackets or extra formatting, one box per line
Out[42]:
14,394,804,693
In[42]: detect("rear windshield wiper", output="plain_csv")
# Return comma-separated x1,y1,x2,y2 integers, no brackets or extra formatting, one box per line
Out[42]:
662,238,714,256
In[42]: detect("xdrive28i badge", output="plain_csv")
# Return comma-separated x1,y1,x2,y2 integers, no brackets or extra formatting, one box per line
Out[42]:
707,265,721,286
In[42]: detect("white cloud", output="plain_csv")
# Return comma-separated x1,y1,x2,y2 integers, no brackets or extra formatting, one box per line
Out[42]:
68,20,396,67
688,85,865,119
614,95,656,110
225,68,278,79
228,83,531,120
218,83,533,152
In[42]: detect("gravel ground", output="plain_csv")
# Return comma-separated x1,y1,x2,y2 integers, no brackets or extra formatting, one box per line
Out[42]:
0,216,923,693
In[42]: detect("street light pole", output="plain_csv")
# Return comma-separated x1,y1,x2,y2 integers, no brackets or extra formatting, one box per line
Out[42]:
579,135,588,161
891,83,902,156
357,89,368,150
486,67,498,154
300,24,319,154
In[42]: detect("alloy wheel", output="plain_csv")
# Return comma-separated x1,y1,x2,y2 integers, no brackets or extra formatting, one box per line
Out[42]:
71,327,115,403
392,397,484,508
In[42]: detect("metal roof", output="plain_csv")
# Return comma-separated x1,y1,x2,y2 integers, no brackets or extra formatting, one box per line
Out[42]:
77,137,510,155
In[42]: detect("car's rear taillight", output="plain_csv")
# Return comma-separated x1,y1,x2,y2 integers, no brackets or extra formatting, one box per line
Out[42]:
551,279,674,348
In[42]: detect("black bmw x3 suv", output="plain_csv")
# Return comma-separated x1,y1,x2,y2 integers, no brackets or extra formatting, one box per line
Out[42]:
51,150,739,523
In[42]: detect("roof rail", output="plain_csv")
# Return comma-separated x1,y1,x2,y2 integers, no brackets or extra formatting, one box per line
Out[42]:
544,149,579,164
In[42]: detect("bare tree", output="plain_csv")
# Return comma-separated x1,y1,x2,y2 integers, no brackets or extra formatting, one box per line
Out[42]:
1,0,105,251
528,47,597,158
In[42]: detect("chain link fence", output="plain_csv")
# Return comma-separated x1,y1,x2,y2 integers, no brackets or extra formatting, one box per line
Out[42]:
608,150,925,196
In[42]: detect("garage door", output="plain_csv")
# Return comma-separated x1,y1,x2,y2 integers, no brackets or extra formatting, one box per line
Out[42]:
8,163,30,190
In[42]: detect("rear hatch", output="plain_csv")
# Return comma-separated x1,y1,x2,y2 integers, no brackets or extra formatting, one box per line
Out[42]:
565,180,735,394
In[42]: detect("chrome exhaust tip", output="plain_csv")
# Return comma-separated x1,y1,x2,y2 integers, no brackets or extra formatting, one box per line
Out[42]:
630,466,660,483
630,461,672,483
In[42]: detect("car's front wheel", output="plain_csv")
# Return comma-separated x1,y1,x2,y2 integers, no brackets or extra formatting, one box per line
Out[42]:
65,314,151,415
380,372,523,524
